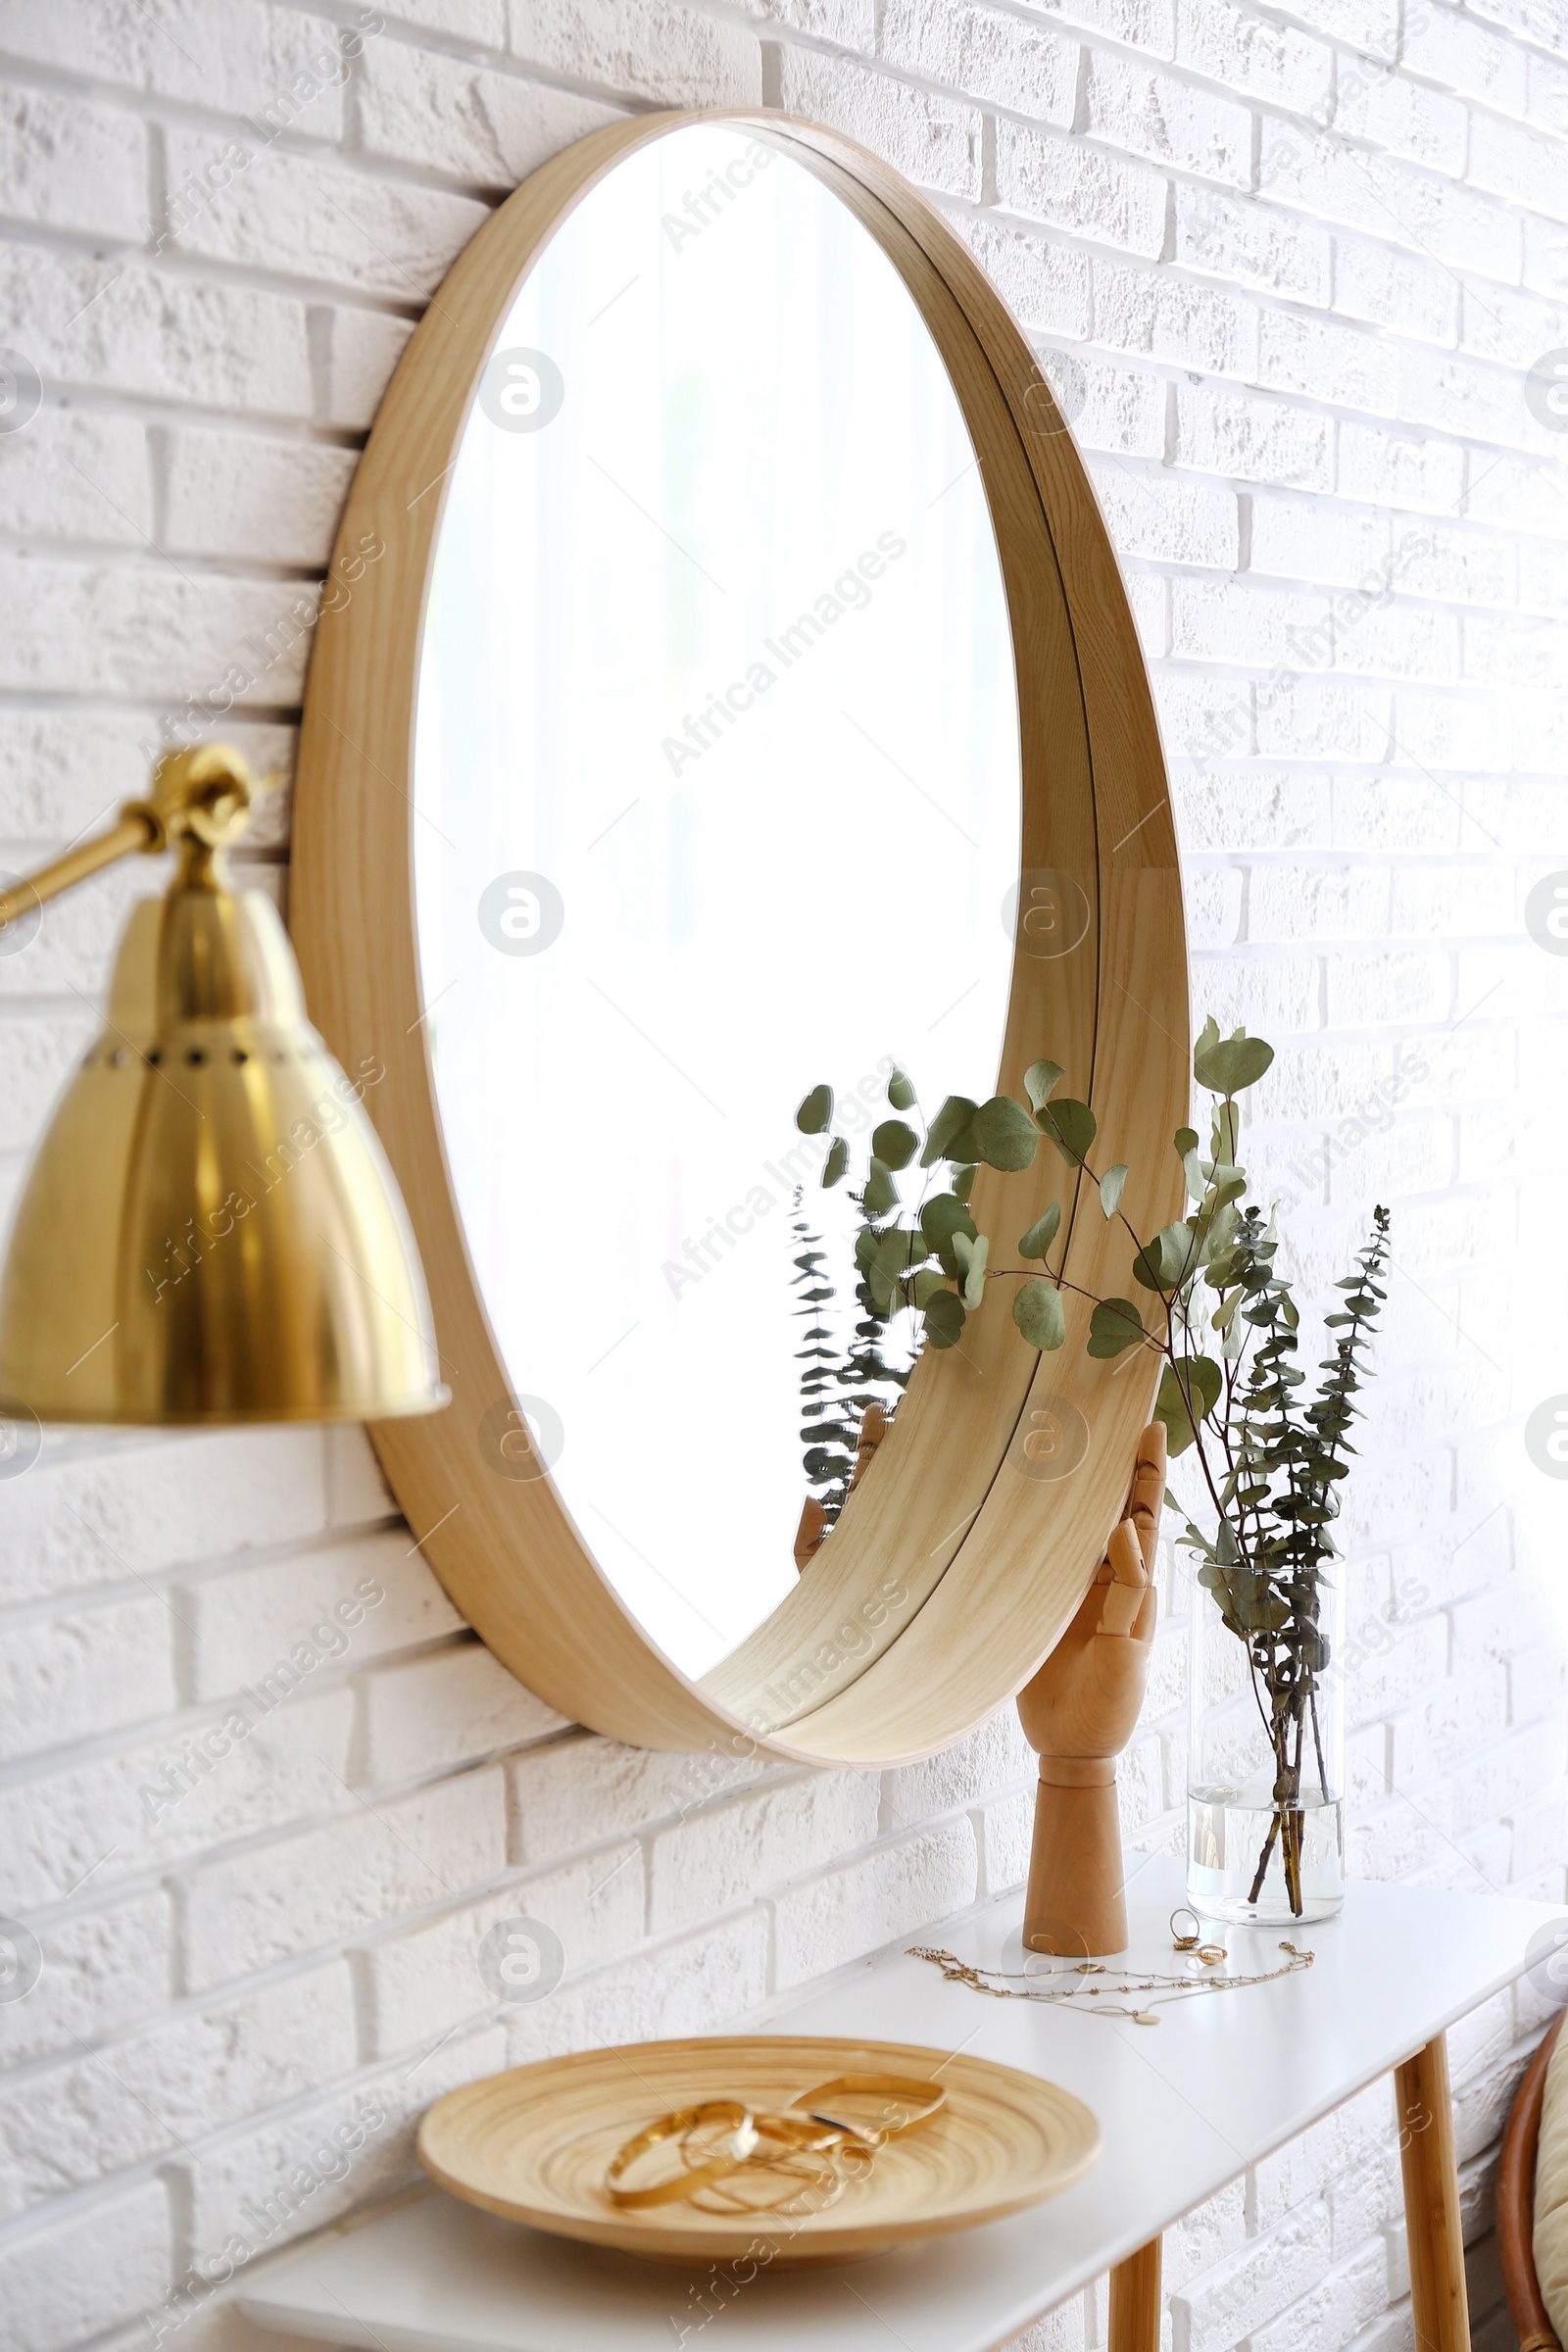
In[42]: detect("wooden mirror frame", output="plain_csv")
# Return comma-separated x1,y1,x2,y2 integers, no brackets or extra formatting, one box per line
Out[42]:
292,109,1189,1767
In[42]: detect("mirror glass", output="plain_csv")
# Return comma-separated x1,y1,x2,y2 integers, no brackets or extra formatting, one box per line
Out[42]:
414,123,1021,1678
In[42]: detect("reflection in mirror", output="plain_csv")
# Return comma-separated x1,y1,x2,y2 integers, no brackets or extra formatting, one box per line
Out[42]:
415,123,1021,1678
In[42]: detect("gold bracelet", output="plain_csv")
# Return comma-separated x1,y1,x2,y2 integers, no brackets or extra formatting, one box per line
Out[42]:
792,2075,947,2146
746,2109,858,2153
680,2138,848,2218
603,2075,947,2213
606,2100,758,2209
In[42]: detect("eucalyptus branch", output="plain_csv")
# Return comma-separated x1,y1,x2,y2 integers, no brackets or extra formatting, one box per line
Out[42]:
792,1022,1388,1921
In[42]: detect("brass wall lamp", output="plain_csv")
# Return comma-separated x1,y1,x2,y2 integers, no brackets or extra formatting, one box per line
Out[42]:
0,744,446,1425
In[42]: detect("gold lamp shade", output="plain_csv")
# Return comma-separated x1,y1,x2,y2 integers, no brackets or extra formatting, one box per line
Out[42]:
0,748,446,1424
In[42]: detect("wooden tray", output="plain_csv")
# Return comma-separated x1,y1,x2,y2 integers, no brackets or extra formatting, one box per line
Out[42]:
417,2034,1099,2266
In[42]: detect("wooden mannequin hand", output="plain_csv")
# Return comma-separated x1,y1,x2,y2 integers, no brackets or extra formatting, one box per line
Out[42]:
1015,1420,1165,1956
1015,1419,1165,1767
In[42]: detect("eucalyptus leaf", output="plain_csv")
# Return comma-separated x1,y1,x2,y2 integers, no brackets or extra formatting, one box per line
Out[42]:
911,1268,950,1309
970,1096,1039,1172
923,1290,966,1349
1200,1200,1241,1266
887,1067,916,1111
952,1165,977,1204
854,1226,877,1272
1152,1354,1223,1454
1012,1278,1066,1352
796,1083,834,1134
1205,1162,1248,1209
1133,1221,1201,1293
1037,1097,1097,1164
920,1095,977,1168
920,1194,978,1269
1024,1059,1065,1114
1300,1627,1329,1674
871,1118,918,1171
1194,1024,1275,1097
873,1228,921,1281
1088,1297,1144,1357
1100,1163,1128,1219
822,1136,849,1188
1017,1201,1062,1260
862,1158,899,1217
954,1229,990,1309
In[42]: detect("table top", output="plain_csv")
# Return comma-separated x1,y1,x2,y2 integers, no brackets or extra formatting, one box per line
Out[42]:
240,1854,1564,2352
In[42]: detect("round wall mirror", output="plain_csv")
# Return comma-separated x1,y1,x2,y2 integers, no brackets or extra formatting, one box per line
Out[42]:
293,110,1189,1765
416,123,1020,1677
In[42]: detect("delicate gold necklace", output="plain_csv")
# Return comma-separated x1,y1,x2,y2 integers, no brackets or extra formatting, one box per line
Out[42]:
908,1941,1314,2026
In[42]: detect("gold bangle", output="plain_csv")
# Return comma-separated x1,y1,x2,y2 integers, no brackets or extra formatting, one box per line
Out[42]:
604,2075,947,2213
794,2074,947,2145
606,2100,757,2209
748,2110,859,2154
683,2140,848,2217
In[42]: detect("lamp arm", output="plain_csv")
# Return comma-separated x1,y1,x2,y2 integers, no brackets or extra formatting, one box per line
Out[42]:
0,745,268,935
0,812,158,933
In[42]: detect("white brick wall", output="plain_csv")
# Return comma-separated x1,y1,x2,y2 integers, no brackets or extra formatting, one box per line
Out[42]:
0,2,1564,2347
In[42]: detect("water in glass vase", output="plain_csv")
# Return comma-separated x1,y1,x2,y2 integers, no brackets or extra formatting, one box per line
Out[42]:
1188,1781,1345,1926
1187,1552,1347,1928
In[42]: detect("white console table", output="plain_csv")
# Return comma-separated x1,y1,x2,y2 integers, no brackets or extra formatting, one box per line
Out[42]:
241,1854,1563,2352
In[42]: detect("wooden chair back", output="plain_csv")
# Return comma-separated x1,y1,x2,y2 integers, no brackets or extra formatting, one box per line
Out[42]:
1499,2008,1567,2352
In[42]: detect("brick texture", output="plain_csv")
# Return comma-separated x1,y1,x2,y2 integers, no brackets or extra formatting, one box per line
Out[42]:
0,3,1563,2348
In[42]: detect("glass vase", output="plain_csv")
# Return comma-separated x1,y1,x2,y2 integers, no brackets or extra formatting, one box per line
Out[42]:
1186,1553,1346,1927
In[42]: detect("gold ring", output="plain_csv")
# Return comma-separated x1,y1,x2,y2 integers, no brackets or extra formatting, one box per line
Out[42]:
1169,1906,1200,1951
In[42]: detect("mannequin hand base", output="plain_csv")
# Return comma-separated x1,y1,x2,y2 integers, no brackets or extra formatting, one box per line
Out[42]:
1022,1770,1128,1958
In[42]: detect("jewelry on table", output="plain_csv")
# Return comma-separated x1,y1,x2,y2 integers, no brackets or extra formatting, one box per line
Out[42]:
1169,1906,1201,1950
605,2075,947,2213
908,1941,1315,2026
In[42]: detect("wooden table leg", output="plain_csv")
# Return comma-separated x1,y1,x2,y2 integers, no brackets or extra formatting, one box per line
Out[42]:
1108,2234,1161,2352
1396,2033,1471,2352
